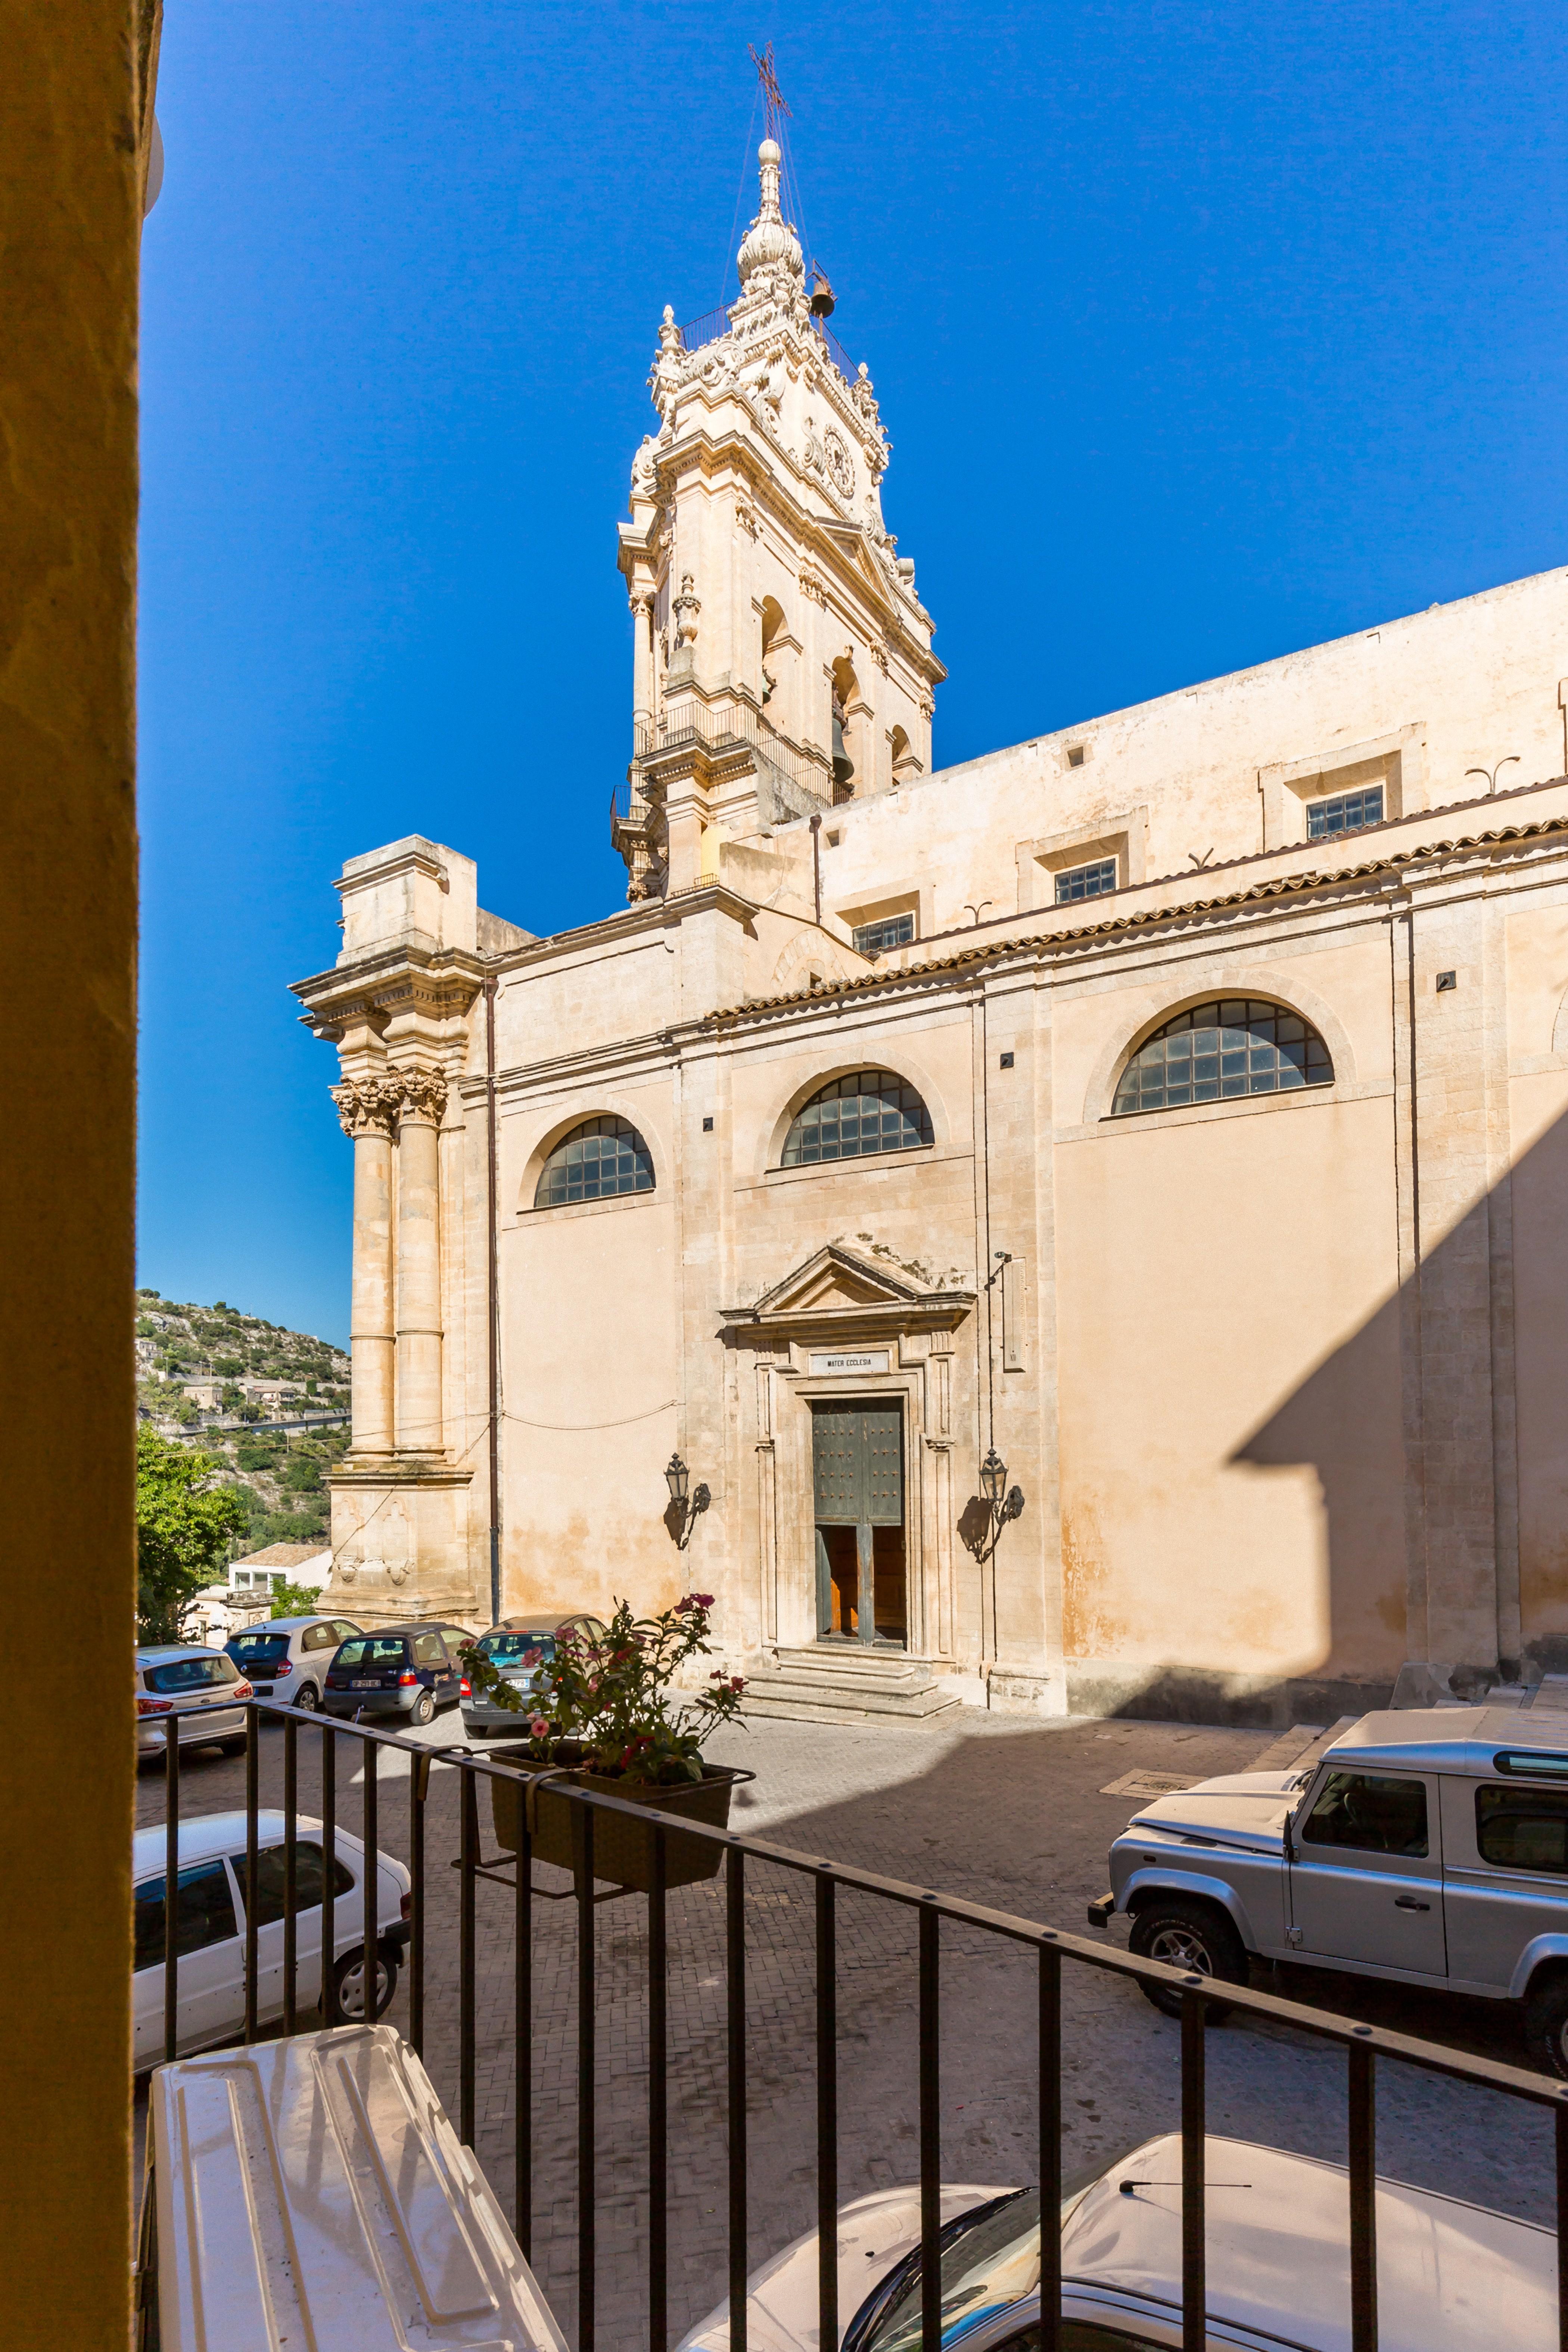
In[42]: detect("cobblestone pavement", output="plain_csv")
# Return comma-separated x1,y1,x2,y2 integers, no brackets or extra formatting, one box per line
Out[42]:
137,1707,1563,2351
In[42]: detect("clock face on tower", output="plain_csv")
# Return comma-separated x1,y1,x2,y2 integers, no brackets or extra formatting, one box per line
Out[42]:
823,429,854,498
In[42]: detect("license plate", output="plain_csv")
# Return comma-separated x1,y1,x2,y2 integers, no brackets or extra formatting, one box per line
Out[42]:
353,1680,379,1689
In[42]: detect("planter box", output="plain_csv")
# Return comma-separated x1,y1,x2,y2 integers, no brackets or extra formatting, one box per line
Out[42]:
490,1764,747,1892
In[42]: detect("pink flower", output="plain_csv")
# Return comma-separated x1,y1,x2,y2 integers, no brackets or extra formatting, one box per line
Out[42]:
529,1716,550,1738
690,1593,715,1610
730,1676,746,1692
523,1649,542,1667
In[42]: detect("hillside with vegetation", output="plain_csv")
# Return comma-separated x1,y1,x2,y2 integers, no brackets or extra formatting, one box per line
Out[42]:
135,1289,351,1556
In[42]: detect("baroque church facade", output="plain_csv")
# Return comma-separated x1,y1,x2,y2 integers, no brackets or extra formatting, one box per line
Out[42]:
295,142,1568,1724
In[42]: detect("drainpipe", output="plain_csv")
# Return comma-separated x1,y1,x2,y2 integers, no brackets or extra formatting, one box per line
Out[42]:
485,977,502,1627
810,811,822,926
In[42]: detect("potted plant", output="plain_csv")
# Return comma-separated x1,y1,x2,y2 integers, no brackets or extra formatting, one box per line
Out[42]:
462,1595,750,1890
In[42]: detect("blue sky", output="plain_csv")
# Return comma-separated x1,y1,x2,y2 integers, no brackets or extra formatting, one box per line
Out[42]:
139,0,1568,1345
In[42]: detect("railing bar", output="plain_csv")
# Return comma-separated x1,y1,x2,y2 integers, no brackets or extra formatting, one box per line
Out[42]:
244,1708,260,2042
919,1903,940,2352
1180,1989,1205,2352
728,1847,748,2352
516,1771,533,2259
409,1750,426,2057
1039,1944,1061,2352
1556,2102,1568,2352
650,1824,668,2352
362,1712,378,2028
578,1797,597,2352
816,1874,838,2352
321,1722,337,2026
164,1718,180,2065
283,1714,298,2036
1349,2037,1377,2352
460,1767,477,2148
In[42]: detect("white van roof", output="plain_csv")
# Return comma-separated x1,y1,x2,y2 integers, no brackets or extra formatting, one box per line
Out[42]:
145,2024,566,2352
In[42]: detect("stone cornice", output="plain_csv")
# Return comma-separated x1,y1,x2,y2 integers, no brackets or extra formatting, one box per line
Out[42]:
292,942,487,1041
698,808,1568,1034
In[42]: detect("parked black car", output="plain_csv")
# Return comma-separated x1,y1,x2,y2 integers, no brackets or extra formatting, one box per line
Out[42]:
322,1622,469,1725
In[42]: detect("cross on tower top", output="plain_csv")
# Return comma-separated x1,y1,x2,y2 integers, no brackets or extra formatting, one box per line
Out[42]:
748,40,791,141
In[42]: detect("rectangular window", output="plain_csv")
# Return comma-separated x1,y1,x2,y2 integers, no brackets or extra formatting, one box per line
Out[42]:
133,1860,239,1972
228,1840,354,1927
852,912,915,955
1300,1770,1428,1857
1054,858,1117,905
1477,1784,1568,1875
143,1655,240,1694
1306,785,1384,839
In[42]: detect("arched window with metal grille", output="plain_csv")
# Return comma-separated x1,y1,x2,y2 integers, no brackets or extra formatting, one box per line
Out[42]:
533,1116,655,1206
1113,999,1333,1115
781,1071,934,1166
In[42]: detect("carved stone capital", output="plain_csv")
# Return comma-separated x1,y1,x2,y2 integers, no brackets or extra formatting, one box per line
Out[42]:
395,1068,449,1125
332,1078,402,1139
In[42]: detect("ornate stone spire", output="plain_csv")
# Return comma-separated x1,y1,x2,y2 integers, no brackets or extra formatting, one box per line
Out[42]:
737,139,803,291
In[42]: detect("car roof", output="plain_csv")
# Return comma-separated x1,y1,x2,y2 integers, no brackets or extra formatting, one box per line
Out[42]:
229,1616,344,1635
132,1809,317,1874
1061,2132,1553,2351
136,1645,226,1664
1323,1705,1568,1778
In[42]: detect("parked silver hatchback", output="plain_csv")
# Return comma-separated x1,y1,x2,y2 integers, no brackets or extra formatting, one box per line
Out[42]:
458,1614,610,1740
135,1646,253,1761
224,1615,363,1713
1091,1705,1568,2073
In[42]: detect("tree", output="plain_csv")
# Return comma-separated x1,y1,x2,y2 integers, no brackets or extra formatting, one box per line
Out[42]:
136,1425,249,1644
270,1576,327,1618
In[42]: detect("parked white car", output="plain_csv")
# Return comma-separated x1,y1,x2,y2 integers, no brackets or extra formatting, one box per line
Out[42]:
132,1809,410,2068
224,1613,363,1712
678,2132,1556,2352
1090,1707,1568,2074
135,1645,253,1761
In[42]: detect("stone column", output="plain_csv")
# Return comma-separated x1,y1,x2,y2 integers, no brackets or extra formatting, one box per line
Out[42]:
395,1069,448,1455
332,1079,400,1456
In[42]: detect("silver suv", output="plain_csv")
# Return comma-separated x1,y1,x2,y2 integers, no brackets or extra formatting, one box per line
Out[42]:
1090,1706,1568,2074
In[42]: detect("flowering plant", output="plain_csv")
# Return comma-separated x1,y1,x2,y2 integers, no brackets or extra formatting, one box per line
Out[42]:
459,1594,746,1786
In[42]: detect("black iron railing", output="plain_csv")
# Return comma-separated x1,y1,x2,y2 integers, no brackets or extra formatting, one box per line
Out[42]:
159,1705,1568,2352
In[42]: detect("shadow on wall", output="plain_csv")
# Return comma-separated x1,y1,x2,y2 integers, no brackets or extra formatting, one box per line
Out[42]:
1232,1097,1568,1707
1075,1099,1568,1730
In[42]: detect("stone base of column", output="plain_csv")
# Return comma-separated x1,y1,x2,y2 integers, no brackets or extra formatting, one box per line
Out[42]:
323,1460,483,1630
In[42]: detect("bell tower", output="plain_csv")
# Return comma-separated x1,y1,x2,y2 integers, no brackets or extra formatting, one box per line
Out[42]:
614,119,944,900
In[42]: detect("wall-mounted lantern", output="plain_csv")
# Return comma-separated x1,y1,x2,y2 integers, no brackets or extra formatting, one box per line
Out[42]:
965,1447,1024,1563
665,1453,710,1550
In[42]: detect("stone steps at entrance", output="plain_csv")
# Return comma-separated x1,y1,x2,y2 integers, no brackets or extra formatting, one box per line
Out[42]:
739,1646,964,1724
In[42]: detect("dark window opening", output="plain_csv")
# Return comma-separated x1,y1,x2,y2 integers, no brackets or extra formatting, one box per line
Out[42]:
1300,1770,1429,1858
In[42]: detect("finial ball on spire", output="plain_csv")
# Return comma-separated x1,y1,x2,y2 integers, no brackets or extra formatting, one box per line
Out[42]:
759,137,781,164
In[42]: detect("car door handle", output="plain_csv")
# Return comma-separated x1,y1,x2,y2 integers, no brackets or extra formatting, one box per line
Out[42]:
1394,1895,1431,1911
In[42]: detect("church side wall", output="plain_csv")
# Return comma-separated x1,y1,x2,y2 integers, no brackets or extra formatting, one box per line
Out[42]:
804,566,1568,947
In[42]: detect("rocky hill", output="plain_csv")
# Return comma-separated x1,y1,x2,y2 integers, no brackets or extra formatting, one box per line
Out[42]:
136,1289,351,1557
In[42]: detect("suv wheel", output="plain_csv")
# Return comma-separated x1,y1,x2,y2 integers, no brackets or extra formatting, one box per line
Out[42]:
410,1689,435,1727
1129,1897,1248,2020
1525,1973,1568,2078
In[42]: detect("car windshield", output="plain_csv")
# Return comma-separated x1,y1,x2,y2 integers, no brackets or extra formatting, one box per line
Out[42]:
855,2190,1040,2352
143,1655,241,1694
335,1637,410,1668
228,1633,289,1664
480,1631,555,1665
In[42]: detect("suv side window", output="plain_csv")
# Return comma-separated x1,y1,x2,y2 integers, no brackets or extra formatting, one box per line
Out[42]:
1300,1771,1429,1857
1477,1784,1568,1875
413,1632,447,1667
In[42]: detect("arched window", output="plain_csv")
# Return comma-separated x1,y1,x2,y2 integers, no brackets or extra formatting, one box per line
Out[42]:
1113,1000,1333,1115
781,1071,933,1166
534,1116,654,1206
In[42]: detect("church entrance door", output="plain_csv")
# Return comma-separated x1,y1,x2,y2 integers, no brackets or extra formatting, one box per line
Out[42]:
811,1401,906,1647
